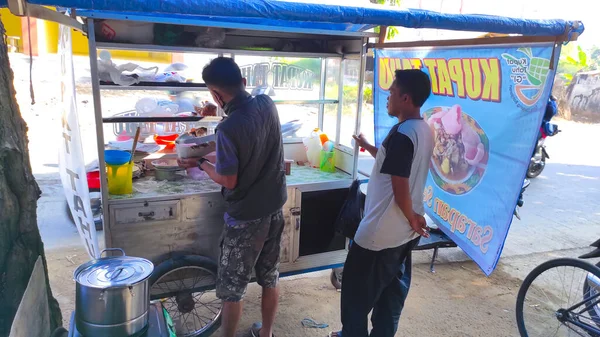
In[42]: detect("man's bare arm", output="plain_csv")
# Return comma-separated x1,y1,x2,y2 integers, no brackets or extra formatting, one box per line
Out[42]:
200,161,238,190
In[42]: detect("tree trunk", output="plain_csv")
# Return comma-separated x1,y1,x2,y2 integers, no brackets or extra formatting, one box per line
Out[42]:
0,19,62,335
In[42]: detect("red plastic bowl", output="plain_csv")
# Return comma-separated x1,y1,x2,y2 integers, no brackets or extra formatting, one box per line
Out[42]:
153,134,178,149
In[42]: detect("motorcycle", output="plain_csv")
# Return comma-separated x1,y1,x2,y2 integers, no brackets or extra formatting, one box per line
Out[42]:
527,123,560,178
513,179,530,220
527,95,560,179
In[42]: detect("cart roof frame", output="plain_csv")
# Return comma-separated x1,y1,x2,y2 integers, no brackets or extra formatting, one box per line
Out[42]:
1,0,584,40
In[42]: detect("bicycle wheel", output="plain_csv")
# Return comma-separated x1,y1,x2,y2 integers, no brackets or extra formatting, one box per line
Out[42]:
516,258,600,337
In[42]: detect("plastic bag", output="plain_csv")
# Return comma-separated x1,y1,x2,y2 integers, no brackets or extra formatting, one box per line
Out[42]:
98,50,158,86
193,27,226,48
135,97,179,116
96,20,154,44
333,180,365,240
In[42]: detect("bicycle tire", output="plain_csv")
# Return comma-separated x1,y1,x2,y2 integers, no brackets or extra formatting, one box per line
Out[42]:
516,258,600,337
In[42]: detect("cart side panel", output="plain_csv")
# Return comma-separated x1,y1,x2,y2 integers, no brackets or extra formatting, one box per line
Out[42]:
108,187,298,266
280,187,297,265
108,196,224,264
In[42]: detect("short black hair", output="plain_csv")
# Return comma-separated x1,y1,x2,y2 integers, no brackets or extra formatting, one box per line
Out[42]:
394,69,431,107
202,57,244,91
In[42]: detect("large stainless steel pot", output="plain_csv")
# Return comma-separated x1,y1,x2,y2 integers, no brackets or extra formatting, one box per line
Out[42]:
74,248,154,337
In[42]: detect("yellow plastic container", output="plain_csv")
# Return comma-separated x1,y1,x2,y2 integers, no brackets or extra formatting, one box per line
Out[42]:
107,162,133,195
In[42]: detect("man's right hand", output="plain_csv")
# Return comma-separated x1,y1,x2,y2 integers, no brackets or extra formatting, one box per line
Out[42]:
352,133,370,148
409,213,430,238
352,133,378,158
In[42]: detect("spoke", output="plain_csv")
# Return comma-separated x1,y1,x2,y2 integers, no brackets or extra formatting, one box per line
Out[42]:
568,266,576,308
551,322,562,337
563,323,588,337
191,307,212,327
193,293,221,315
182,312,191,333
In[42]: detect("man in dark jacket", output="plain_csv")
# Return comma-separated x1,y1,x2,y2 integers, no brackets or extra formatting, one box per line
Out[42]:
179,57,287,337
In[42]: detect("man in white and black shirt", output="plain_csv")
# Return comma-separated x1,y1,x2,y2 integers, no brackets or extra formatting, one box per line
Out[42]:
332,69,434,337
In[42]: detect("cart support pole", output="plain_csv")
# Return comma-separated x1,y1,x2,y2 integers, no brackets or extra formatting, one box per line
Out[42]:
318,58,327,130
352,38,367,180
335,59,345,145
87,19,112,248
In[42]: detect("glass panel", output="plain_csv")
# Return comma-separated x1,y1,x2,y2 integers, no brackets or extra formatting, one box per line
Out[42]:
323,58,341,141
98,53,340,143
339,58,361,147
323,104,338,143
234,55,322,101
276,103,318,140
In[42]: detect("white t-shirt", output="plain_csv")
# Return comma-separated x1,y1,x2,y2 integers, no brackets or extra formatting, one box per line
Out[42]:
354,119,434,251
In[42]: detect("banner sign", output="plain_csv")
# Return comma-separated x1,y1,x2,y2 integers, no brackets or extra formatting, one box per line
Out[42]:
58,24,100,259
374,44,556,275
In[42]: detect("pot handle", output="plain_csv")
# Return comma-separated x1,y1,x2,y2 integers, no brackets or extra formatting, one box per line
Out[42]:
100,248,126,257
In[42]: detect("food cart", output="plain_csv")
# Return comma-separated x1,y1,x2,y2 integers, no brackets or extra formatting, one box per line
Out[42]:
4,0,583,335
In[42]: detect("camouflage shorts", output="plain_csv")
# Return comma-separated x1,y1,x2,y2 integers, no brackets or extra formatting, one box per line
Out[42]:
216,210,284,302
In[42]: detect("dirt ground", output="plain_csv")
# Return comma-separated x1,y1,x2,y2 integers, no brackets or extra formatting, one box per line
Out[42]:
47,246,522,337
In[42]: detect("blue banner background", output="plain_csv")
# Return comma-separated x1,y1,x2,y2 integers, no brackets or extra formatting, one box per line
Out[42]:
374,45,556,275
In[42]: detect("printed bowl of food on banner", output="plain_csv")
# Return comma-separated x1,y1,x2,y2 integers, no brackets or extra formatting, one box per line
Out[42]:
423,104,489,195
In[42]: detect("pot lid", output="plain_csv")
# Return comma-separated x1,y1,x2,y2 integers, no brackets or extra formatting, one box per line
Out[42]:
74,255,154,289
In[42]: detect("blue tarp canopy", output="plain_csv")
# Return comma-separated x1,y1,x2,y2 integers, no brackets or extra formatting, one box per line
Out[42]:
0,0,584,38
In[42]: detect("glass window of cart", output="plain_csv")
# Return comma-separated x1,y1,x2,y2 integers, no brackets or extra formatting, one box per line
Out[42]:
338,58,363,149
233,55,340,142
98,52,220,142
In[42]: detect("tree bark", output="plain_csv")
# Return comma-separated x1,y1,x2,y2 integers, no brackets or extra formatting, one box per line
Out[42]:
0,18,62,335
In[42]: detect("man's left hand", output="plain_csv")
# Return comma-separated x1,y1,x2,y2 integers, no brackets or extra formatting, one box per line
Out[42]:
177,157,203,169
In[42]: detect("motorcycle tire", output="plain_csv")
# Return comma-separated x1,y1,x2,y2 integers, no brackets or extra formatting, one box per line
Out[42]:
526,158,545,178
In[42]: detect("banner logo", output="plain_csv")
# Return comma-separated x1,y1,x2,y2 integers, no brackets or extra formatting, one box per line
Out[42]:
502,48,550,107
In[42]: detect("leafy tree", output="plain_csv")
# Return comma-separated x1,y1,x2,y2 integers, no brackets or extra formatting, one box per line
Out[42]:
371,0,401,41
558,45,600,85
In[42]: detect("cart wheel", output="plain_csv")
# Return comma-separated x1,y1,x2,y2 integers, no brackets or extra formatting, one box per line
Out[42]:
150,256,221,337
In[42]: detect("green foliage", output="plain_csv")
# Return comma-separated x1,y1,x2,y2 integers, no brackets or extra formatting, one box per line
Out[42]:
325,83,373,107
371,0,401,40
557,45,600,86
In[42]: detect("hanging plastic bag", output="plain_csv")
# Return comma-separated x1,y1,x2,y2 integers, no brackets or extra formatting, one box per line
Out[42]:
333,180,365,240
97,50,158,86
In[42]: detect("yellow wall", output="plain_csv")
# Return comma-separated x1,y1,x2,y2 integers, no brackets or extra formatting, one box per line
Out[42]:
1,8,171,63
0,8,23,39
